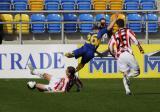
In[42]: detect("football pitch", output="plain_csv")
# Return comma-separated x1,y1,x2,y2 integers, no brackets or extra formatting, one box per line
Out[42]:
0,79,160,112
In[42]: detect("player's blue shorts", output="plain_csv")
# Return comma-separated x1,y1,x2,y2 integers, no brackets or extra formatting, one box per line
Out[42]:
73,43,96,64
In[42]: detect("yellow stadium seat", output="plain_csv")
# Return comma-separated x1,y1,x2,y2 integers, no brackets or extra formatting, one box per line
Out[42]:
0,14,13,34
14,14,30,34
110,14,126,32
109,0,123,10
29,0,44,11
93,0,107,10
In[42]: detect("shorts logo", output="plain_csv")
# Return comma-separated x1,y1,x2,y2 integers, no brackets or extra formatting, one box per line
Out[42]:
144,51,160,72
89,57,117,73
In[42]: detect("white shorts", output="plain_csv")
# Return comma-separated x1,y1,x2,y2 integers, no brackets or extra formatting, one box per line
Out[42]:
44,76,60,92
117,51,140,72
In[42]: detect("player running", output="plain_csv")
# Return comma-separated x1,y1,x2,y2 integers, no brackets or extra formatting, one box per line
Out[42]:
65,14,119,72
108,19,144,95
27,65,83,93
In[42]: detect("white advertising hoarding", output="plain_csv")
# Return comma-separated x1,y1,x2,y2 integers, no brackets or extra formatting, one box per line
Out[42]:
0,45,78,78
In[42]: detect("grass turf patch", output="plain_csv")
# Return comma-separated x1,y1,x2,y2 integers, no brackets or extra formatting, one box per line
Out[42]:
0,79,160,112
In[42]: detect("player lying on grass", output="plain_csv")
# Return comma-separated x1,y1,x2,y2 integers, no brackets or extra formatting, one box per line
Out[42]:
27,65,83,93
108,19,144,95
65,14,119,72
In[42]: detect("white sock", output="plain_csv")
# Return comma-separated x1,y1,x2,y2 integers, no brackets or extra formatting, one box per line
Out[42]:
128,70,140,78
32,70,44,78
123,76,131,93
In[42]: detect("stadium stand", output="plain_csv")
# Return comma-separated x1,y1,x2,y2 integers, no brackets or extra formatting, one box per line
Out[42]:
29,0,44,10
93,0,107,10
0,0,11,10
30,14,45,33
47,14,61,33
79,14,94,33
45,0,60,10
127,13,142,32
64,14,77,33
95,14,110,24
77,0,92,10
0,14,13,34
144,13,158,32
13,0,28,10
109,0,123,10
0,0,159,44
124,0,139,10
14,14,30,34
140,0,157,10
61,0,76,10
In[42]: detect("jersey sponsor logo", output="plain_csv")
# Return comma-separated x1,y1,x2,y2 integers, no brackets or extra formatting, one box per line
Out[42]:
89,57,117,73
144,51,160,73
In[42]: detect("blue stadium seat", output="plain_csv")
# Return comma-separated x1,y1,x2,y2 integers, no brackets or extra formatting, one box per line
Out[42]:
124,0,139,10
95,14,110,24
77,0,92,10
47,14,61,33
13,0,28,10
140,0,156,10
31,14,46,33
127,14,142,33
0,0,11,10
45,0,60,10
61,0,75,10
79,14,94,33
144,14,158,32
64,14,77,33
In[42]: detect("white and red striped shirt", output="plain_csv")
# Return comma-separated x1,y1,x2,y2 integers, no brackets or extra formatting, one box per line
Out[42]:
53,76,69,92
108,28,139,58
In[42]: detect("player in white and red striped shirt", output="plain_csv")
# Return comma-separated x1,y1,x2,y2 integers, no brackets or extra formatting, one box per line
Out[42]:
28,65,83,93
108,19,144,95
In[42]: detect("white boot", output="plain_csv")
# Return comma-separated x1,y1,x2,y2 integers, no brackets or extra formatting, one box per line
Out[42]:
28,64,44,78
28,63,35,75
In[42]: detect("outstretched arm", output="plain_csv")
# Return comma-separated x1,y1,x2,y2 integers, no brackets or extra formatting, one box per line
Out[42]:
65,76,83,92
128,29,144,54
75,77,83,92
107,13,119,30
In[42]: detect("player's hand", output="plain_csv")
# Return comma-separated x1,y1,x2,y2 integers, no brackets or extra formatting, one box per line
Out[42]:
140,49,144,54
76,88,81,92
139,47,144,54
76,86,83,92
138,44,144,54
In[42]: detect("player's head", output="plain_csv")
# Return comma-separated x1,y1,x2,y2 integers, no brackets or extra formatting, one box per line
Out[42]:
116,19,125,28
66,66,76,77
100,18,107,28
100,18,106,24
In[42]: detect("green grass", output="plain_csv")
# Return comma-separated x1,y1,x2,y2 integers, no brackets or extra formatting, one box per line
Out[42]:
0,79,160,112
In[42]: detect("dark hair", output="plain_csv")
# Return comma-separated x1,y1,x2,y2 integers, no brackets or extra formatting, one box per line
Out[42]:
116,19,125,28
67,66,76,76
